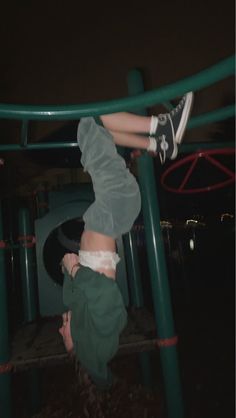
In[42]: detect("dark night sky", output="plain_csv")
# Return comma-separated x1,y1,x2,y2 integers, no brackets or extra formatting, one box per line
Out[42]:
1,1,234,104
0,0,235,197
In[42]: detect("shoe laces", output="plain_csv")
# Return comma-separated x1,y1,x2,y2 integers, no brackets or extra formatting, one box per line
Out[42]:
168,113,175,142
159,135,167,164
169,95,186,117
157,96,186,126
158,114,175,164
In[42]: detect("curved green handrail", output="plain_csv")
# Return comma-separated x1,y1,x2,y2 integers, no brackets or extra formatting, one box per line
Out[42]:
0,55,234,121
188,104,235,129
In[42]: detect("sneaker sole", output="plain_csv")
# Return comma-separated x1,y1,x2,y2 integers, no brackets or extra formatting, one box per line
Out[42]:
170,140,178,160
175,92,194,144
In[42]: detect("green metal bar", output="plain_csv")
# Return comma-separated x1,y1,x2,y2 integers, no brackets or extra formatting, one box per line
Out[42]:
0,139,234,153
188,104,235,129
0,102,234,153
20,120,29,147
124,77,149,309
0,140,234,154
123,232,144,307
18,208,38,321
180,141,235,153
0,142,79,151
128,69,184,418
35,184,49,218
0,202,11,418
0,55,234,120
18,207,41,415
123,232,152,388
123,78,154,387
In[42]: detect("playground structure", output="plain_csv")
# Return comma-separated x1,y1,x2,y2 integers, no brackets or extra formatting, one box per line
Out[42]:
0,55,235,418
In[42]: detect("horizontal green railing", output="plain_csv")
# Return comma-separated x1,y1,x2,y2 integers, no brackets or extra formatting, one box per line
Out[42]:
0,55,234,152
0,55,234,121
188,104,235,129
0,140,233,153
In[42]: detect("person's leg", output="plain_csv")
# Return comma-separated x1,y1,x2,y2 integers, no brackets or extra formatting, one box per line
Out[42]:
77,93,194,238
100,92,194,163
108,130,150,150
105,124,177,162
100,93,193,140
100,112,151,134
77,117,141,239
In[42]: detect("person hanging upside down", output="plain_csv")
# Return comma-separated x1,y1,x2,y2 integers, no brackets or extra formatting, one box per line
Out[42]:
59,92,194,388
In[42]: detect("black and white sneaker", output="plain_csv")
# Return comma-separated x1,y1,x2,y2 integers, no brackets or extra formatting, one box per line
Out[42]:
154,92,194,163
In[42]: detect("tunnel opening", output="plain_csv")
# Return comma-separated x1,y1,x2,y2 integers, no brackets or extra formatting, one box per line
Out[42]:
43,218,84,285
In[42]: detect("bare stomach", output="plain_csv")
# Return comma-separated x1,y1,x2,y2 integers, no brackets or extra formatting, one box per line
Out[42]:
80,230,116,279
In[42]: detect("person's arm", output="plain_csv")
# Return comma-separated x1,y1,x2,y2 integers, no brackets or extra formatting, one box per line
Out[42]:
61,253,80,278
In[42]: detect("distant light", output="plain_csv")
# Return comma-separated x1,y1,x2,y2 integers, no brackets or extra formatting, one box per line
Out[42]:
220,213,234,222
186,219,198,226
189,239,195,250
160,220,172,229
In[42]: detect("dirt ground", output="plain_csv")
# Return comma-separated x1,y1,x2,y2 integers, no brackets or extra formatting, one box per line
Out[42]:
12,282,234,418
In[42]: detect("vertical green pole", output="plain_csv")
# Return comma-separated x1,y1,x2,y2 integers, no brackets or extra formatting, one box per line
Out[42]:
18,207,41,415
19,208,38,321
123,72,154,388
0,202,11,417
123,231,144,307
123,232,152,387
127,70,184,418
35,183,48,218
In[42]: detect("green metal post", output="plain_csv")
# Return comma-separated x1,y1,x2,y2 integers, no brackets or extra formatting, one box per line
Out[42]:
18,207,41,415
123,231,144,307
0,201,11,418
128,69,184,418
124,72,158,388
18,208,38,321
35,184,48,218
123,231,152,387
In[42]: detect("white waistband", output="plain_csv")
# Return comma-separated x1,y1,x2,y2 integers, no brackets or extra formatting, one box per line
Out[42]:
79,250,120,271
